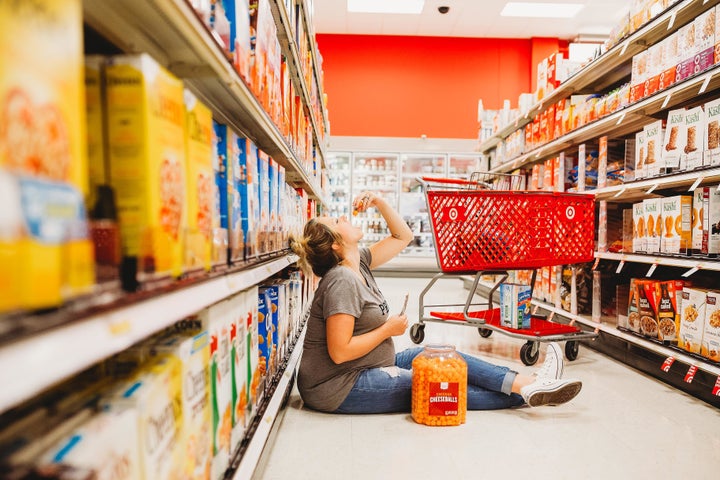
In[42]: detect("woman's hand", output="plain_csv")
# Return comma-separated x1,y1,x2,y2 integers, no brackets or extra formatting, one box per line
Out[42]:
384,313,408,337
352,191,377,215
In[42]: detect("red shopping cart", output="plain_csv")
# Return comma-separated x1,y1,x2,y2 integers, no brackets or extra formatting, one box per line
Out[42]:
409,174,598,365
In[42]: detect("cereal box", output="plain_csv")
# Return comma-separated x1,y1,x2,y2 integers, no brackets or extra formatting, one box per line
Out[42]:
268,157,279,252
499,283,531,329
679,287,708,354
238,137,259,260
661,108,686,171
637,279,660,338
210,125,227,267
701,290,720,361
694,8,716,74
635,130,647,179
0,0,93,312
644,43,663,98
214,124,243,263
656,280,682,343
85,55,108,213
660,195,692,254
643,197,663,253
659,31,679,90
692,187,705,254
257,149,271,254
703,97,720,166
643,120,664,177
630,50,648,103
105,54,187,284
676,22,698,82
702,185,720,255
184,90,214,273
228,292,247,452
244,286,261,420
681,106,706,170
257,287,273,379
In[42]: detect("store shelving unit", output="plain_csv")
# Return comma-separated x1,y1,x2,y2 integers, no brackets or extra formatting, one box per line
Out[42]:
476,0,720,406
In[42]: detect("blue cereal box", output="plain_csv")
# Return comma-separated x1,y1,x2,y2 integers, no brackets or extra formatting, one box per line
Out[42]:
500,283,531,329
238,137,259,260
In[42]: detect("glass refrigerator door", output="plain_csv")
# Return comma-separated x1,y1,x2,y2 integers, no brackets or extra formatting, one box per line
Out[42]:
399,154,446,256
352,153,399,248
448,154,482,179
325,152,352,218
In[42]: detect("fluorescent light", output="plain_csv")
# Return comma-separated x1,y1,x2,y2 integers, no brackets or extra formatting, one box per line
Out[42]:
501,2,583,18
347,0,425,14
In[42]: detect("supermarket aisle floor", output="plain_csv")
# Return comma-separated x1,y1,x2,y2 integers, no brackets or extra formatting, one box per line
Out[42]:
254,276,720,480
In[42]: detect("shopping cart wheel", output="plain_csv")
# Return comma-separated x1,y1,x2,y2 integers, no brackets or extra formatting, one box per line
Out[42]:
410,324,425,344
478,328,493,338
519,341,540,366
565,341,579,361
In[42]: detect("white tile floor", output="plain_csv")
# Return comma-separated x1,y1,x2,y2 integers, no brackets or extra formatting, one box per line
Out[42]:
253,276,720,480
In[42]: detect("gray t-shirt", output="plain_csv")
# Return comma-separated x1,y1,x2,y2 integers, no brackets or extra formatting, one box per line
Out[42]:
298,248,395,412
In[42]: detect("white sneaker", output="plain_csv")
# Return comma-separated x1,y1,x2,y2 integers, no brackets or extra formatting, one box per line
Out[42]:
534,342,564,380
520,377,582,407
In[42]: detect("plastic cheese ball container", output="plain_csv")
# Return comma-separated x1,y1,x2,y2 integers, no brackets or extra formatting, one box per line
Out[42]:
411,344,467,426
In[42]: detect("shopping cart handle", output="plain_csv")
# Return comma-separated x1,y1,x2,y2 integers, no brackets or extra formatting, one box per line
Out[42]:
420,176,477,186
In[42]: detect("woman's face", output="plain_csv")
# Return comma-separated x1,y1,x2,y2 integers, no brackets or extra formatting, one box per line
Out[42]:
316,215,364,245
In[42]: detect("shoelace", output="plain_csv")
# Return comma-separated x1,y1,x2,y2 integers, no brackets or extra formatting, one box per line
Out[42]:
534,350,558,378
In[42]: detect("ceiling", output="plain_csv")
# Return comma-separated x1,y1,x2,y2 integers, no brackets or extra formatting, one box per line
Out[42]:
310,0,632,41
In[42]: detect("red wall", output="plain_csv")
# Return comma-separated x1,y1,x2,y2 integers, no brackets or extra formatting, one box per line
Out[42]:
316,34,533,139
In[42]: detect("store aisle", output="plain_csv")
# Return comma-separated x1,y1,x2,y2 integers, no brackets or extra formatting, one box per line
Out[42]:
253,276,720,480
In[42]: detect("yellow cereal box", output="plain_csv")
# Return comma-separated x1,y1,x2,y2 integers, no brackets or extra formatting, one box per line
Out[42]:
184,90,214,273
105,54,187,285
0,0,93,312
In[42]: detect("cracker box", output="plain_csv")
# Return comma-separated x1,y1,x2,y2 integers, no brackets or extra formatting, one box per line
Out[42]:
662,108,686,171
702,185,720,254
643,120,664,177
152,329,212,480
643,198,663,253
692,188,705,253
499,283,531,329
704,97,720,166
681,106,706,170
228,292,248,452
238,137,259,260
660,195,692,254
701,290,720,361
635,130,647,179
105,54,187,285
184,90,214,273
679,287,708,354
198,299,234,480
0,0,93,312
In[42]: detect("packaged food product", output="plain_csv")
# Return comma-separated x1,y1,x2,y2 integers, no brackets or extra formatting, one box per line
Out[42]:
637,279,660,338
679,287,707,353
634,130,647,180
702,185,720,255
105,53,187,287
411,345,467,426
691,188,705,254
229,292,248,450
244,285,261,420
626,278,641,333
643,198,662,253
656,280,682,343
643,120,665,177
214,123,243,264
660,195,692,254
238,137,259,260
681,106,706,170
257,150,271,254
662,108,687,172
211,123,228,266
703,97,720,166
701,290,720,361
257,287,273,378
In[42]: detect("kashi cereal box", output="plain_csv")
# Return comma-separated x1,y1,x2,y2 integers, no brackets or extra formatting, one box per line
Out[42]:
184,90,214,272
660,195,692,254
152,329,212,480
230,292,248,451
198,299,234,480
643,120,664,177
662,108,686,171
105,54,187,283
643,198,663,253
704,97,720,166
702,185,720,255
635,130,647,180
701,290,720,361
681,106,706,170
679,287,708,354
692,187,705,253
0,0,94,312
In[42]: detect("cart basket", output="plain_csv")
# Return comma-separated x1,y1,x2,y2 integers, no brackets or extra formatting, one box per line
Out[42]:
421,177,595,272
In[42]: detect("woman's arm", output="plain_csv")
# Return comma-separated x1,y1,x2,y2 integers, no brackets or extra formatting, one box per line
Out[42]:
326,312,408,364
355,193,413,269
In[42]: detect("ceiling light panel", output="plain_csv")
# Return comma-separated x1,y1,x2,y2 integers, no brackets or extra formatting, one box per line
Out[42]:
501,2,584,18
347,0,425,14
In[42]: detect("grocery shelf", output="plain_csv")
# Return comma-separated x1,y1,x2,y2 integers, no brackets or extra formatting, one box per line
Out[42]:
595,251,720,273
595,167,720,202
297,0,330,134
490,62,720,174
531,299,720,377
82,0,324,201
0,255,298,414
478,0,720,154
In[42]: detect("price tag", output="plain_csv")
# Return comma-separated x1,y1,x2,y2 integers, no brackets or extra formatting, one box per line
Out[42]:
661,92,672,109
616,260,625,273
682,266,700,278
699,74,712,94
646,183,659,194
536,148,543,158
689,176,704,191
108,318,131,336
646,263,658,277
668,10,676,30
613,187,627,198
684,365,698,384
661,356,675,372
616,112,626,125
712,376,720,396
620,40,629,56
547,312,555,321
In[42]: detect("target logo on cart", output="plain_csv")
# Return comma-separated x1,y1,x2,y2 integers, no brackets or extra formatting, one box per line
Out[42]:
565,206,576,220
442,206,466,222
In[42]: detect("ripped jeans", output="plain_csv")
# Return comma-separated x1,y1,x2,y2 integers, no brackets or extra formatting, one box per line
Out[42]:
334,347,525,413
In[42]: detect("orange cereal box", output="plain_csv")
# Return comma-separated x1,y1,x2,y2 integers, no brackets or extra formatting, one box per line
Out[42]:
105,54,187,287
0,0,93,312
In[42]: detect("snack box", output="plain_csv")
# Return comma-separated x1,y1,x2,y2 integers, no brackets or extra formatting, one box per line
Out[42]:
660,195,692,254
681,106,706,170
704,97,720,167
661,108,686,172
643,197,663,253
105,53,187,286
679,287,708,354
184,90,214,273
0,0,93,312
499,283,531,329
268,156,279,252
701,185,720,255
701,290,720,361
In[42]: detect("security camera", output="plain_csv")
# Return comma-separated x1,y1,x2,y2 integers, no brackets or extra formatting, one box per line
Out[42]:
438,6,450,14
